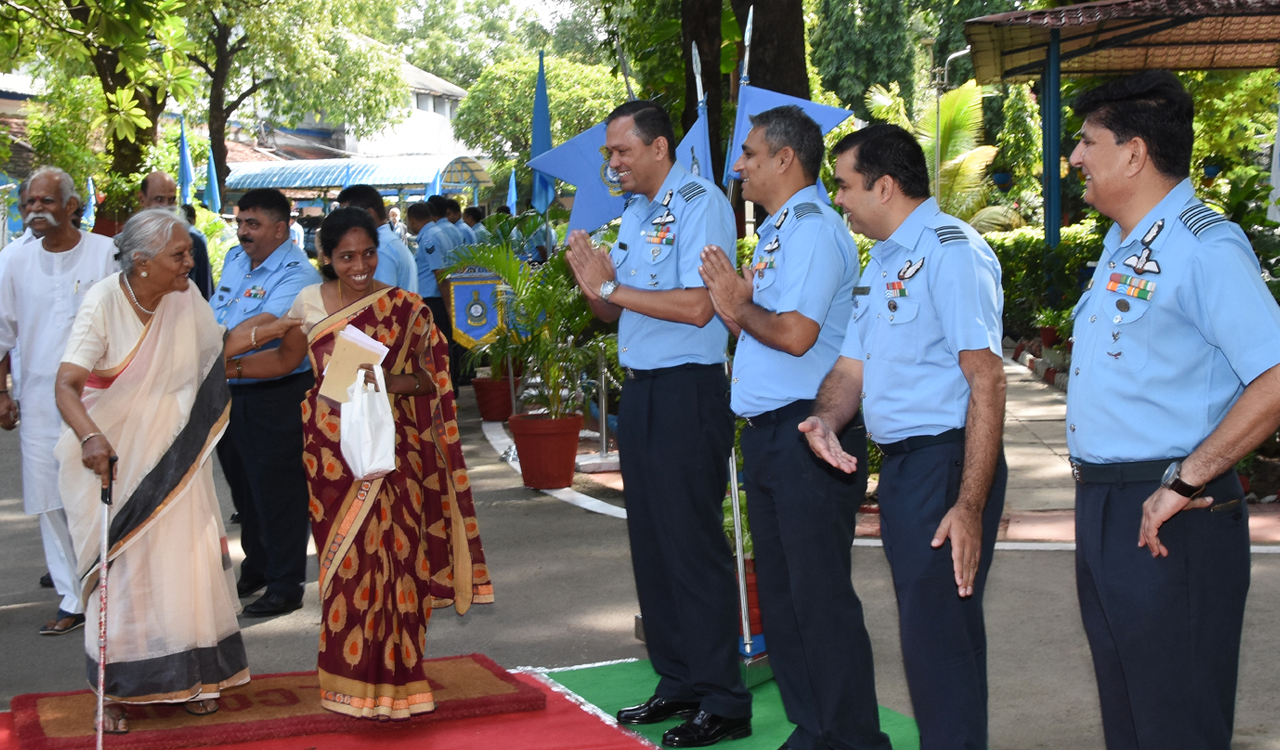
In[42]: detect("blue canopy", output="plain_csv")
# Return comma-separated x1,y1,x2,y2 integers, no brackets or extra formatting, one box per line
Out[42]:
226,156,493,195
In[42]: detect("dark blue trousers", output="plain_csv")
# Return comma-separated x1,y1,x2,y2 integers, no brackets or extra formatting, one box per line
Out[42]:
617,365,751,719
216,371,314,602
877,439,1006,750
740,399,890,750
1075,472,1249,750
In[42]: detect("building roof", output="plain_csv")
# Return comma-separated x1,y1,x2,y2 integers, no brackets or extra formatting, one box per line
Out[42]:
226,155,492,191
965,0,1280,82
223,140,286,164
400,61,467,99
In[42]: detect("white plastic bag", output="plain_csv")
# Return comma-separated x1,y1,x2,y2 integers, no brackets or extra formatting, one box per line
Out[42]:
340,366,397,480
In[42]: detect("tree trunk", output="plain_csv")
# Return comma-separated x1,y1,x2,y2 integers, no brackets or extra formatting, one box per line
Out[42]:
728,0,809,100
681,0,723,178
89,49,165,225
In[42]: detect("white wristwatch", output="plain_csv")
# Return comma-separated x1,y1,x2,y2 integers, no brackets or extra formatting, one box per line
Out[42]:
600,280,620,302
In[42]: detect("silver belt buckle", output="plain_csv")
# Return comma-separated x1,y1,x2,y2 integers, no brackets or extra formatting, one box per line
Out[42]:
1070,461,1083,484
625,367,635,380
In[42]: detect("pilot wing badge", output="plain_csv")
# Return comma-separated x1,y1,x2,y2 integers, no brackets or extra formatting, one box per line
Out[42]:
898,257,924,280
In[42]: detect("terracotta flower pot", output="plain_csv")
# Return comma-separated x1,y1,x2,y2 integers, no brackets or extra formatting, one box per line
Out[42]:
473,378,517,422
508,413,583,489
1040,326,1061,348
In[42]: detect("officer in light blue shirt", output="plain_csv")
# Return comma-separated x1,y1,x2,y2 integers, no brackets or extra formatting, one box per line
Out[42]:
406,200,453,346
335,185,418,293
1064,72,1280,749
565,101,751,747
445,198,476,245
428,195,464,257
700,106,891,750
801,124,1007,750
211,188,321,617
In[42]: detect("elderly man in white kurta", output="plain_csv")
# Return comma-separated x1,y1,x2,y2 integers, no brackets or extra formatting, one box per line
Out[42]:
0,166,118,634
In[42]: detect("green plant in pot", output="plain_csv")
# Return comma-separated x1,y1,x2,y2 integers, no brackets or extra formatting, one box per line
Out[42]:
450,242,595,489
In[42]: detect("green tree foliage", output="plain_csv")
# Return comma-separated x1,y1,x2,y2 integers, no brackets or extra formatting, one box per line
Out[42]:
812,0,915,120
986,219,1105,338
453,54,626,181
391,0,533,89
24,70,108,190
992,83,1043,223
1183,69,1279,175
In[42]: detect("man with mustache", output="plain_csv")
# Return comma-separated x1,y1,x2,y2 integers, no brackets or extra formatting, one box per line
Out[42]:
0,166,118,634
211,188,320,617
137,171,214,299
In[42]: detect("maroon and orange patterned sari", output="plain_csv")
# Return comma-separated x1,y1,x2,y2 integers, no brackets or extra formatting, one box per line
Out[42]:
300,287,492,720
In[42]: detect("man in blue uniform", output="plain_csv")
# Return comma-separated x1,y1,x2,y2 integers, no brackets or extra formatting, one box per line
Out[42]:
1065,71,1280,750
801,124,1007,750
700,105,891,750
213,188,321,617
565,100,752,748
428,195,464,256
407,200,452,345
336,184,418,293
446,198,476,245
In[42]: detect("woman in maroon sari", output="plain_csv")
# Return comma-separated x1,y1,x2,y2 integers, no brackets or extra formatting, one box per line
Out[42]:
232,208,491,720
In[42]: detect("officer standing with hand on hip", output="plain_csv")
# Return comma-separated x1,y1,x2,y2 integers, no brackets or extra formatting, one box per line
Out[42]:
700,105,891,750
565,100,752,749
802,124,1007,750
1065,71,1280,750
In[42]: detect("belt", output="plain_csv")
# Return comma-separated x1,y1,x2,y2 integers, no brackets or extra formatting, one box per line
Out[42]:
742,399,813,428
229,370,313,391
1069,458,1179,484
877,428,965,456
624,362,722,380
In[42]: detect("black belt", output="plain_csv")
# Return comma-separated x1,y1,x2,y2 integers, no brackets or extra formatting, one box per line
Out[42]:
624,362,722,380
1070,458,1179,485
229,370,313,391
742,399,814,428
877,428,965,456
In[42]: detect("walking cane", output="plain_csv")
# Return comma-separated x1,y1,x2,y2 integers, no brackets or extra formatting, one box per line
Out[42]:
95,455,117,750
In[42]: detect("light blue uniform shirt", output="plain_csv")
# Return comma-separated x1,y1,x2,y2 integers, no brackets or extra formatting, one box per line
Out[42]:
610,161,733,371
730,185,857,418
375,223,419,294
415,223,448,298
437,218,464,264
212,240,321,383
472,223,492,244
455,218,476,245
289,222,305,252
1066,178,1280,463
841,198,1004,442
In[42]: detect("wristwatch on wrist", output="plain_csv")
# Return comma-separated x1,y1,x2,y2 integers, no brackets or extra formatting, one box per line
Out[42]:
599,280,620,302
1161,460,1206,499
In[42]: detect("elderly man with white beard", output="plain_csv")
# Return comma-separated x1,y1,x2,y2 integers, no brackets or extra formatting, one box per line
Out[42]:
0,166,118,634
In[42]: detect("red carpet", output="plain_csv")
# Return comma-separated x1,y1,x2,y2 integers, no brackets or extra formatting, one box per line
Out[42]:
2,672,650,750
9,654,557,750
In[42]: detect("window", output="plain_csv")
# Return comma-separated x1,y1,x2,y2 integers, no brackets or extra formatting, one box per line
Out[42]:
416,93,433,112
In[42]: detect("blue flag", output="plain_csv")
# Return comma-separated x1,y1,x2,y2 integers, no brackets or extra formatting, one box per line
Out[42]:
506,170,517,212
178,116,195,206
203,143,221,214
530,51,555,214
83,176,96,230
449,271,504,349
722,85,852,187
677,100,714,180
528,121,627,233
429,170,443,197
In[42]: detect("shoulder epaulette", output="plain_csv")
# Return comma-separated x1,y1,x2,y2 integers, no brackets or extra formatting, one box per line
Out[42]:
624,195,638,211
678,182,706,202
1179,203,1228,237
933,225,967,245
793,202,823,219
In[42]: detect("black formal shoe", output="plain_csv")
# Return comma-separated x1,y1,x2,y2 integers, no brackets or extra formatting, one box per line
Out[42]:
661,711,752,747
616,696,700,725
236,577,267,598
229,512,240,524
39,572,53,588
242,592,302,617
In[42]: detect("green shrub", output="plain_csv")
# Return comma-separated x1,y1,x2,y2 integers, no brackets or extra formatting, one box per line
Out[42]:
984,220,1105,339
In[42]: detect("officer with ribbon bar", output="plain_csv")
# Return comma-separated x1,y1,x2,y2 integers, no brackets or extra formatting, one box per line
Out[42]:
1065,71,1280,749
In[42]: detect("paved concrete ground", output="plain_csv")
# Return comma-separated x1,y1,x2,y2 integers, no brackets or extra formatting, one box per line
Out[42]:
2,383,1278,748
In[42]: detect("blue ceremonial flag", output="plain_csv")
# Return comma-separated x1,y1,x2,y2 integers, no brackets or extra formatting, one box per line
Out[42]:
528,121,627,233
506,170,517,211
448,271,504,348
722,85,853,186
203,143,221,214
677,100,713,180
530,51,555,214
178,115,195,206
429,170,443,196
83,176,96,230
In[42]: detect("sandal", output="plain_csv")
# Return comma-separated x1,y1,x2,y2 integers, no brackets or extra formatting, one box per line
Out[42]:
184,698,220,716
39,610,85,636
101,704,129,734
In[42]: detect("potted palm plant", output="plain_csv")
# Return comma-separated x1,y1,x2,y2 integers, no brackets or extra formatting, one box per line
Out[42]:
450,240,595,489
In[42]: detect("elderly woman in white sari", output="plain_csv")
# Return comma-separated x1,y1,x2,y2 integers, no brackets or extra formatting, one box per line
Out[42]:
54,208,250,733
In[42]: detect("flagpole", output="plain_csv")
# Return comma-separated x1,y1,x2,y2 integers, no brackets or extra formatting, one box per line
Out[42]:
616,39,637,101
722,5,753,203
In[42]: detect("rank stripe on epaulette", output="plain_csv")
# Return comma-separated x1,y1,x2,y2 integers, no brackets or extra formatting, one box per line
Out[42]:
793,202,822,219
624,195,638,210
934,226,966,244
678,183,705,202
1179,204,1227,236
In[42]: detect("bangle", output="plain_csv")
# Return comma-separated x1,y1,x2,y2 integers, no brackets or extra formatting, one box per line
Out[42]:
80,432,102,446
410,372,422,393
250,326,259,349
233,358,243,377
0,389,8,394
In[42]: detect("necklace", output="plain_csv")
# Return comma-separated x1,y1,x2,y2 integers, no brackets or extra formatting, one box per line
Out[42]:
122,274,155,315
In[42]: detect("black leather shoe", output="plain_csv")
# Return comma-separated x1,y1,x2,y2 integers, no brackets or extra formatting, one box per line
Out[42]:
228,512,240,524
661,711,752,747
236,577,266,598
39,572,53,588
242,592,302,617
616,695,700,725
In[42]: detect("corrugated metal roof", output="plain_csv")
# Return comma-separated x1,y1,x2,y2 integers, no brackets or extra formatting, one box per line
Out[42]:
225,155,492,190
965,0,1280,82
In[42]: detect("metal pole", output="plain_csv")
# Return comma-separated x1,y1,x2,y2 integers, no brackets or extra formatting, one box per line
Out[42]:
1045,30,1062,248
95,456,117,750
935,47,971,195
598,351,608,458
725,363,751,654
